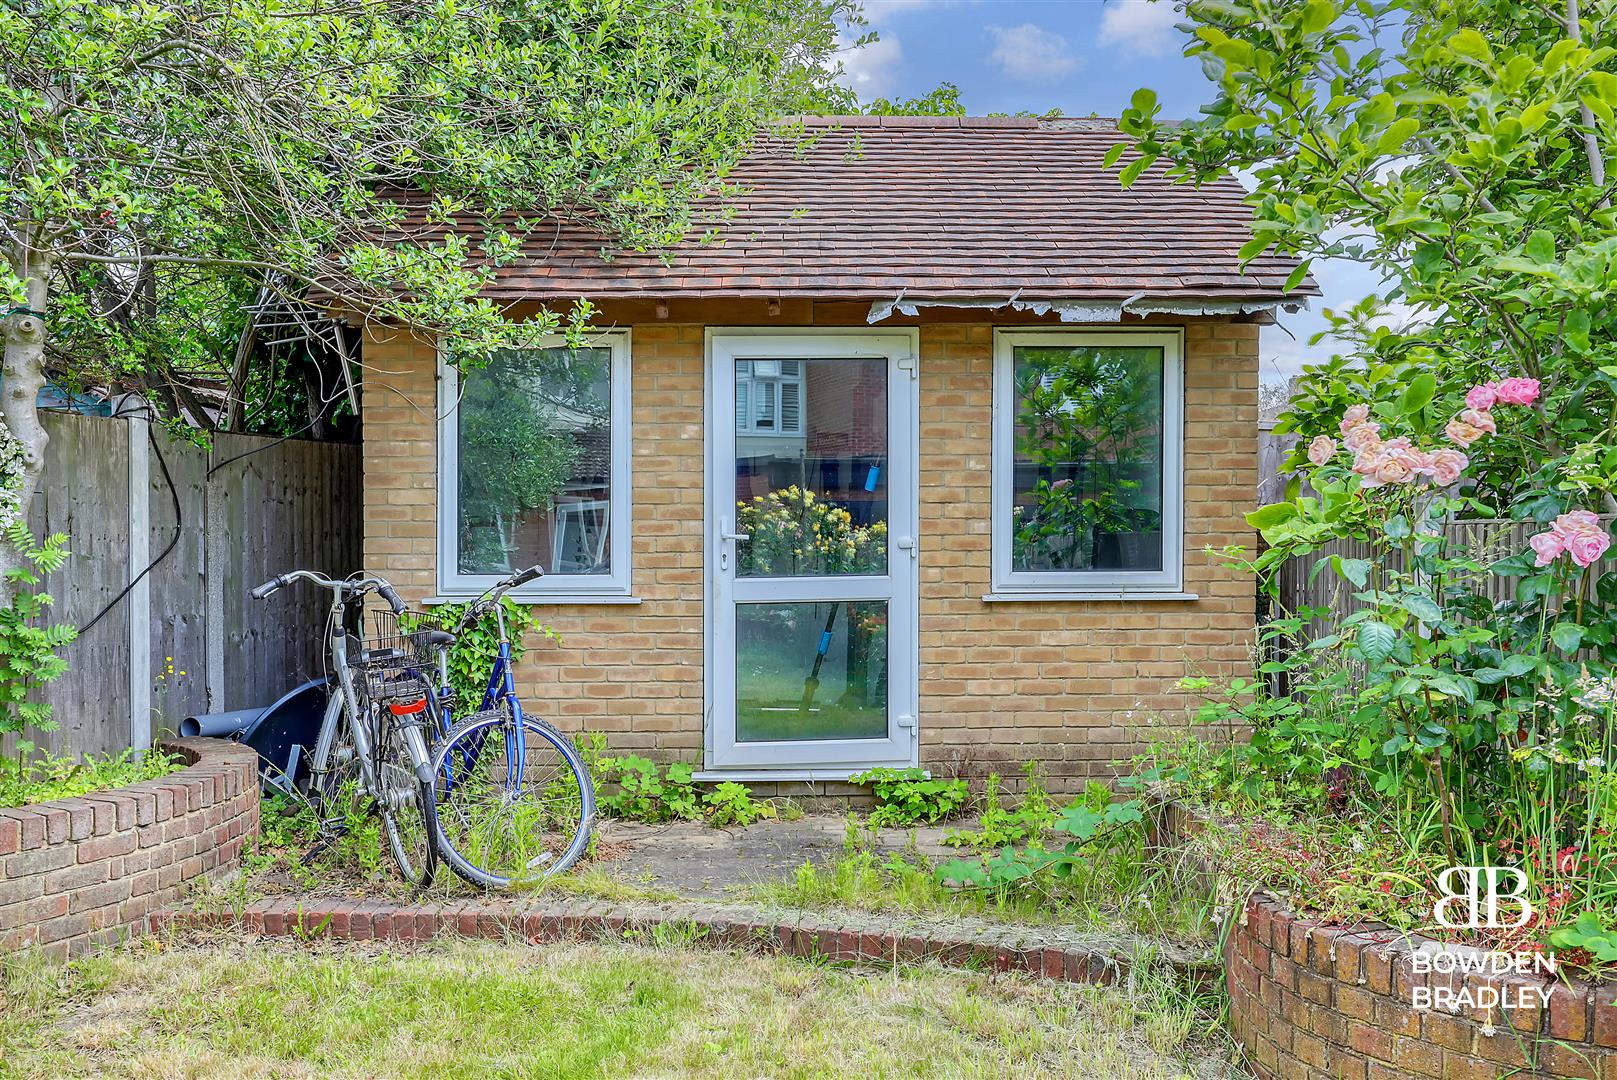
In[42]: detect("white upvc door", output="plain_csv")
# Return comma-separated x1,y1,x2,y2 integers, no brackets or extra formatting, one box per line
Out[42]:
705,329,919,775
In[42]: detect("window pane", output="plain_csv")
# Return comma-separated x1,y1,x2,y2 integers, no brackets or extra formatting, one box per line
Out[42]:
457,346,612,577
735,601,888,742
735,357,888,577
1010,345,1164,573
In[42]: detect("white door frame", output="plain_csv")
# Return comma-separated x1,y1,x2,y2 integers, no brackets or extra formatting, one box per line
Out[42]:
700,328,921,779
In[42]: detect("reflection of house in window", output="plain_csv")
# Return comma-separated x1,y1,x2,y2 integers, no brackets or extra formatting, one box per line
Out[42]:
734,358,887,528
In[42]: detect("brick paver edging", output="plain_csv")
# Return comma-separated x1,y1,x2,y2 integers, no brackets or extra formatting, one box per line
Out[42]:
1,736,260,959
154,896,1214,988
1228,889,1615,1079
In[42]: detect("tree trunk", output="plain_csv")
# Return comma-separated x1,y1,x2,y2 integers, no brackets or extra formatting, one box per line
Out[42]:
0,249,51,607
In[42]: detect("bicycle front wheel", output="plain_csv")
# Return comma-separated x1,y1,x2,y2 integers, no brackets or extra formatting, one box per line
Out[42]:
431,708,595,889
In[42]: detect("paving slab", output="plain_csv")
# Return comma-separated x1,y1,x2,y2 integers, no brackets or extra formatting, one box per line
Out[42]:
595,813,955,898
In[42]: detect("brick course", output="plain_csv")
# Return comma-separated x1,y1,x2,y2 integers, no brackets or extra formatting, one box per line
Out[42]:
0,737,258,959
362,301,1259,796
1228,892,1613,1080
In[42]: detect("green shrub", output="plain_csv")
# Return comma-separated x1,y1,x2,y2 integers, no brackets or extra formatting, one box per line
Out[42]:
0,748,181,809
849,766,969,826
702,781,775,827
595,755,701,823
587,748,775,828
943,764,1057,849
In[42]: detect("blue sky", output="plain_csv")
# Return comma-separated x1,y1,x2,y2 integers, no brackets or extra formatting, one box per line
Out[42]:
841,0,1381,387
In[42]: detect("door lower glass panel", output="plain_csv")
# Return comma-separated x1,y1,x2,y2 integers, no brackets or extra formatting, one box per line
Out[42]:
735,600,888,743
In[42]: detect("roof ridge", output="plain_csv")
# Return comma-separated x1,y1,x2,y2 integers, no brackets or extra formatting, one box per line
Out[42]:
774,115,1040,130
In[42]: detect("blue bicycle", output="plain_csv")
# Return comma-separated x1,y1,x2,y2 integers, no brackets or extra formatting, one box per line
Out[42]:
426,565,595,888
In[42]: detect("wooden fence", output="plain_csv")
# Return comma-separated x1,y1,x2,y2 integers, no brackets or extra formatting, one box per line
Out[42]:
1274,518,1583,648
8,411,359,759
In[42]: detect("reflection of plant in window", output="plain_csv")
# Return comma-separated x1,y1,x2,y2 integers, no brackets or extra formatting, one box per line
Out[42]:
735,486,886,576
1012,348,1161,571
457,348,606,574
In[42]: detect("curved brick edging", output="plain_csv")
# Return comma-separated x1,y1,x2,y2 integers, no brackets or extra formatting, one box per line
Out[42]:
154,896,1215,988
0,736,259,959
1227,892,1614,1080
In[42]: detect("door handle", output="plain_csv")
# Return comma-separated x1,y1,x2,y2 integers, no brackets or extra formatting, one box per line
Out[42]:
718,519,749,571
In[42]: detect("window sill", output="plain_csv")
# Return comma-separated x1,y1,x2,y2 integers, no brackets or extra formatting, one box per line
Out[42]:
423,593,643,606
981,591,1199,603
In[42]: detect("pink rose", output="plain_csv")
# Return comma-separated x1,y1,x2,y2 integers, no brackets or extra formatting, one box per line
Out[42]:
1567,529,1611,568
1339,404,1370,434
1531,511,1612,568
1465,383,1499,411
1530,530,1566,566
1426,448,1467,487
1372,453,1415,486
1307,435,1337,467
1445,408,1496,447
1343,422,1382,452
1495,378,1541,406
1559,509,1600,532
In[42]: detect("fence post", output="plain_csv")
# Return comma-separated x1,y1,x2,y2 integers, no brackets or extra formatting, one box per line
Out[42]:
204,463,225,712
126,416,152,751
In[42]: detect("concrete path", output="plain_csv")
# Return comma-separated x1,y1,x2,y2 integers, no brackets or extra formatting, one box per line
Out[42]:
595,814,956,898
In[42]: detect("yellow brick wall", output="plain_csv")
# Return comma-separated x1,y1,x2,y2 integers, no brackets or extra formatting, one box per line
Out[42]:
360,306,1258,797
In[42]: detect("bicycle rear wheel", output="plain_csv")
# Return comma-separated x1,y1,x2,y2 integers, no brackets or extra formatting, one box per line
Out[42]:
372,710,438,890
431,707,595,889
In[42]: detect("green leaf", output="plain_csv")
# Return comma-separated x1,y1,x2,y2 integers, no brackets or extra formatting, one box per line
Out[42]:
1246,503,1298,530
1524,230,1557,264
1448,28,1493,64
1118,155,1154,189
1357,621,1397,664
1298,0,1335,35
1399,593,1443,625
1375,117,1420,155
1552,623,1585,652
1337,558,1371,588
1395,373,1436,417
1283,258,1313,294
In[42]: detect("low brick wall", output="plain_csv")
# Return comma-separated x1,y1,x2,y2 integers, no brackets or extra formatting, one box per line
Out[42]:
0,736,259,959
1227,892,1614,1079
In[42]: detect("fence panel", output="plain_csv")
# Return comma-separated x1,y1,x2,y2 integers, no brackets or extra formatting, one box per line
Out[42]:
0,412,359,759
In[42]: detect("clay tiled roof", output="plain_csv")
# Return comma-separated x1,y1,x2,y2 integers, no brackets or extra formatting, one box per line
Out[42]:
421,116,1315,306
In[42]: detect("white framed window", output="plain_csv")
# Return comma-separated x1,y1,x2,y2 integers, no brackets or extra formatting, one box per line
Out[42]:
990,329,1185,598
735,359,804,436
437,331,633,601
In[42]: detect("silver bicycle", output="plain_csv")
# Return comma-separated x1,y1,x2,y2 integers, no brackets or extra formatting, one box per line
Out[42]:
251,570,446,889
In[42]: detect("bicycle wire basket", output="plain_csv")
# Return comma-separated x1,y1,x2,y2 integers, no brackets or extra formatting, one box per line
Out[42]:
353,609,451,705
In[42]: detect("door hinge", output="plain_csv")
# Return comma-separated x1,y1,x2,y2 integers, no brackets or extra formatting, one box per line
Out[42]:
896,355,918,378
896,714,917,730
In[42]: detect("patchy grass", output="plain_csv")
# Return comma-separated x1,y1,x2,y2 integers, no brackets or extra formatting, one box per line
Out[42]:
750,820,1218,944
0,936,1242,1079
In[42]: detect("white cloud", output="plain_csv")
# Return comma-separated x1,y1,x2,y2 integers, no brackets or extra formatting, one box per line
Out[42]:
1097,0,1182,58
986,24,1080,84
836,30,904,97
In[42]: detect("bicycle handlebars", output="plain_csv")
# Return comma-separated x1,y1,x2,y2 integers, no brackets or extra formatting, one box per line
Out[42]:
250,569,404,613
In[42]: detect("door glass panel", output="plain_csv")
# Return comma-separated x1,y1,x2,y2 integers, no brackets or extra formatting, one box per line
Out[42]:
735,601,888,743
734,357,887,577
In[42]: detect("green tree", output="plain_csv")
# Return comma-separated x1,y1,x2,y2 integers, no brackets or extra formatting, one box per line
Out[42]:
1115,0,1617,513
0,0,856,601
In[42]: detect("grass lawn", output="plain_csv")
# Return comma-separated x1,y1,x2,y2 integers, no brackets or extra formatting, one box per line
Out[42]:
1,935,1241,1079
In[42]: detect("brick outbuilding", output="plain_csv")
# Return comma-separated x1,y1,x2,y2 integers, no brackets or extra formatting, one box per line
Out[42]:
360,116,1313,795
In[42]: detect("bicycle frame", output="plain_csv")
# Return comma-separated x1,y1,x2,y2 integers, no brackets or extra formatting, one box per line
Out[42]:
437,590,530,795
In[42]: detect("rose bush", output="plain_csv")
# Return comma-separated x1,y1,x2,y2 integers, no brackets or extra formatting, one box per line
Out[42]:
1158,374,1617,966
